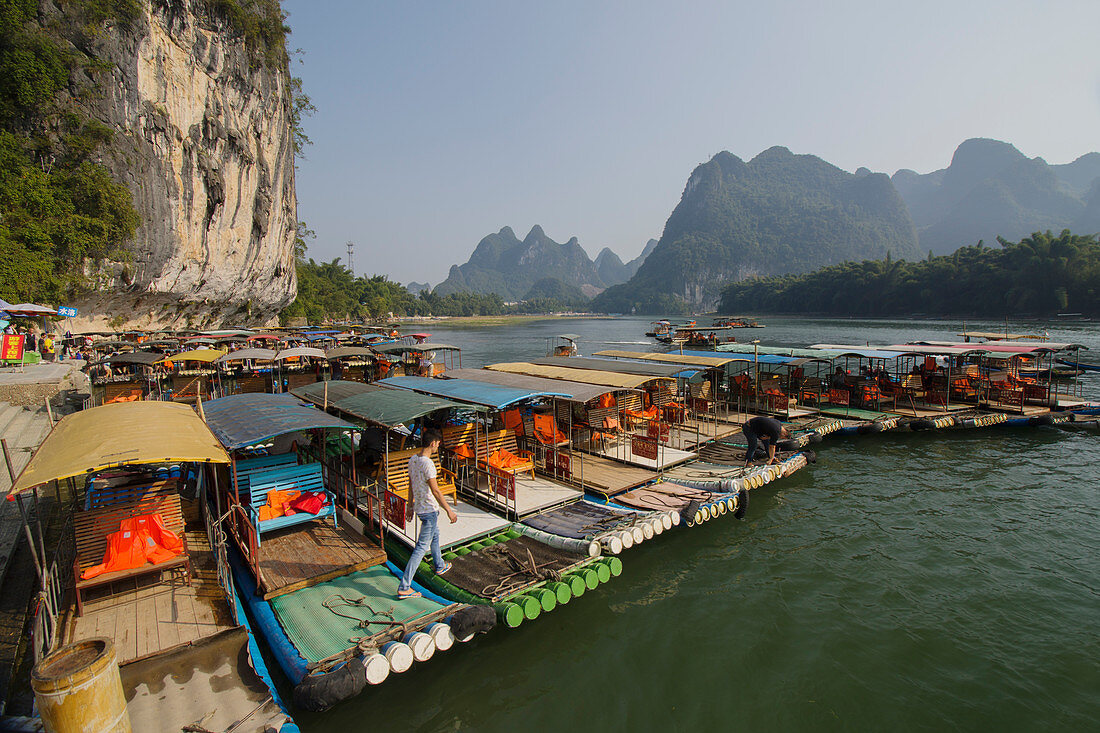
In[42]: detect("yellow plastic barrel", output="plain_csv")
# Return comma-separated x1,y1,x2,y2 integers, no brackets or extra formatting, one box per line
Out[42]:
32,638,131,733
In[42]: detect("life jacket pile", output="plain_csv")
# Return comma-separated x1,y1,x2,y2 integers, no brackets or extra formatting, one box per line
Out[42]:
82,513,183,580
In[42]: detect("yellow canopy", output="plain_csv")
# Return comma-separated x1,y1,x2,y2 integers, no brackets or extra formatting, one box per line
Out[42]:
9,401,229,495
166,348,227,364
592,349,736,368
484,362,672,389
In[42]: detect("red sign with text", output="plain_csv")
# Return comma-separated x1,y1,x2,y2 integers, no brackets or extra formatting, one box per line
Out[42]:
0,335,24,361
631,435,659,460
487,466,516,501
383,490,407,526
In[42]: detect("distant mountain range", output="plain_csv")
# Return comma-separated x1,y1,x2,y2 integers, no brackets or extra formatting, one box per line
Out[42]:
593,146,922,312
434,138,1100,314
433,225,655,301
892,138,1100,254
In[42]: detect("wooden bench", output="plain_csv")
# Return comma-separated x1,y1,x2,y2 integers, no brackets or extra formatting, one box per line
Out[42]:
375,448,458,505
442,424,535,478
73,487,190,616
103,381,144,403
246,463,337,544
232,453,299,494
481,429,535,478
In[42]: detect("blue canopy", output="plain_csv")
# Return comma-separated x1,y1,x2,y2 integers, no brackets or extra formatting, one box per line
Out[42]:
202,393,357,450
379,376,567,410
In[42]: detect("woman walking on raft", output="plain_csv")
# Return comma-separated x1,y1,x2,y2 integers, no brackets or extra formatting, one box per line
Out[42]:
742,416,790,467
397,429,458,600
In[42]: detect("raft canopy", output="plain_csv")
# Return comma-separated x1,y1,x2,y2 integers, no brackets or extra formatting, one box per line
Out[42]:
530,356,703,378
274,347,327,360
9,401,230,495
202,393,359,451
214,347,276,363
379,375,568,409
485,361,672,389
166,348,227,363
443,368,630,403
371,342,461,355
592,349,738,368
808,345,914,360
310,383,479,428
86,351,165,367
292,380,375,405
325,346,376,360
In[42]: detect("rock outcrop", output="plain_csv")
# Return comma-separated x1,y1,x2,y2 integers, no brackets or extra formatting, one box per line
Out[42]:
60,0,297,328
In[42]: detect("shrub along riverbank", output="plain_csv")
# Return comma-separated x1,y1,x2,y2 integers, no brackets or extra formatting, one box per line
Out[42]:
718,231,1100,317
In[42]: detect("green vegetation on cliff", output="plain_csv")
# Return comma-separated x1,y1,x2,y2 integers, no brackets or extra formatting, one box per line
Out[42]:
280,254,505,324
718,230,1100,317
0,0,141,302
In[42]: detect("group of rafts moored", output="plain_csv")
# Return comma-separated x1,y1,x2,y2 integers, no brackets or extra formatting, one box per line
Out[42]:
7,331,1096,730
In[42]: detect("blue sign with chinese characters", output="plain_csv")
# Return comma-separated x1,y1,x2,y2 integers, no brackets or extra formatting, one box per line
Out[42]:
57,306,78,318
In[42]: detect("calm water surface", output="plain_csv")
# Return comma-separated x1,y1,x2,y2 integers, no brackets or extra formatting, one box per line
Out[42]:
296,316,1100,732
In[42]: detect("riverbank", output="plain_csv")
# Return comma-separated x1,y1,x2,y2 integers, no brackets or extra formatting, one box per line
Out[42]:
393,313,615,327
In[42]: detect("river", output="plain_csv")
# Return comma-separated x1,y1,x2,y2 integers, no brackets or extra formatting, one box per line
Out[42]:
296,316,1099,732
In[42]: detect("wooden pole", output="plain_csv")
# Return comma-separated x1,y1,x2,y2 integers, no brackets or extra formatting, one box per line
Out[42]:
1,438,17,485
323,380,329,411
43,397,54,427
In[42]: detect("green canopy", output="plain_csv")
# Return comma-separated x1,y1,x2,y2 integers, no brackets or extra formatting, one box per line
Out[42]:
293,380,478,428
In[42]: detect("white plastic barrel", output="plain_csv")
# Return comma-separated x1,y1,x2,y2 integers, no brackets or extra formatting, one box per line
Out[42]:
362,653,391,685
402,631,436,662
380,641,414,672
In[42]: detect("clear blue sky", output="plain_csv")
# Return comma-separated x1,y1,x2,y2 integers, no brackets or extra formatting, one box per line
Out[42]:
282,0,1100,286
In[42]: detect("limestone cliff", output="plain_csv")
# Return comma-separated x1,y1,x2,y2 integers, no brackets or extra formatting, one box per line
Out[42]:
59,0,297,328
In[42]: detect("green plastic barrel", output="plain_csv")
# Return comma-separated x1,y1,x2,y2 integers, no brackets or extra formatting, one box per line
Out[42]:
580,567,599,590
498,602,524,628
548,581,572,604
601,556,623,577
454,546,471,556
443,551,457,561
595,562,612,583
565,574,586,597
533,588,557,613
514,594,541,620
467,541,487,552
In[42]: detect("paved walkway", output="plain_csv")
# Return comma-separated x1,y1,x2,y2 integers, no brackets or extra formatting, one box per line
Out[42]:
0,360,81,385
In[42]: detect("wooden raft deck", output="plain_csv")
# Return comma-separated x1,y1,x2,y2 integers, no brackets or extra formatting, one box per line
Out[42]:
256,521,386,600
673,418,741,449
63,531,236,666
562,452,658,499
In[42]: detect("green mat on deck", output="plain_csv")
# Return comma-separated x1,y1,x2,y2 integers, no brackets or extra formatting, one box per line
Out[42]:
270,565,444,662
817,406,889,420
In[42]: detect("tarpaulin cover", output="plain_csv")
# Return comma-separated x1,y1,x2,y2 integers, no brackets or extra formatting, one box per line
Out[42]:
10,401,229,494
521,500,643,539
485,362,671,389
444,368,627,403
592,349,737,367
380,375,566,409
443,535,585,601
530,356,701,378
202,393,357,450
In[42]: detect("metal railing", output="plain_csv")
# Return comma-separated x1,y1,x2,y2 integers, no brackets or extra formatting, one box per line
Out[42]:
29,512,75,662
